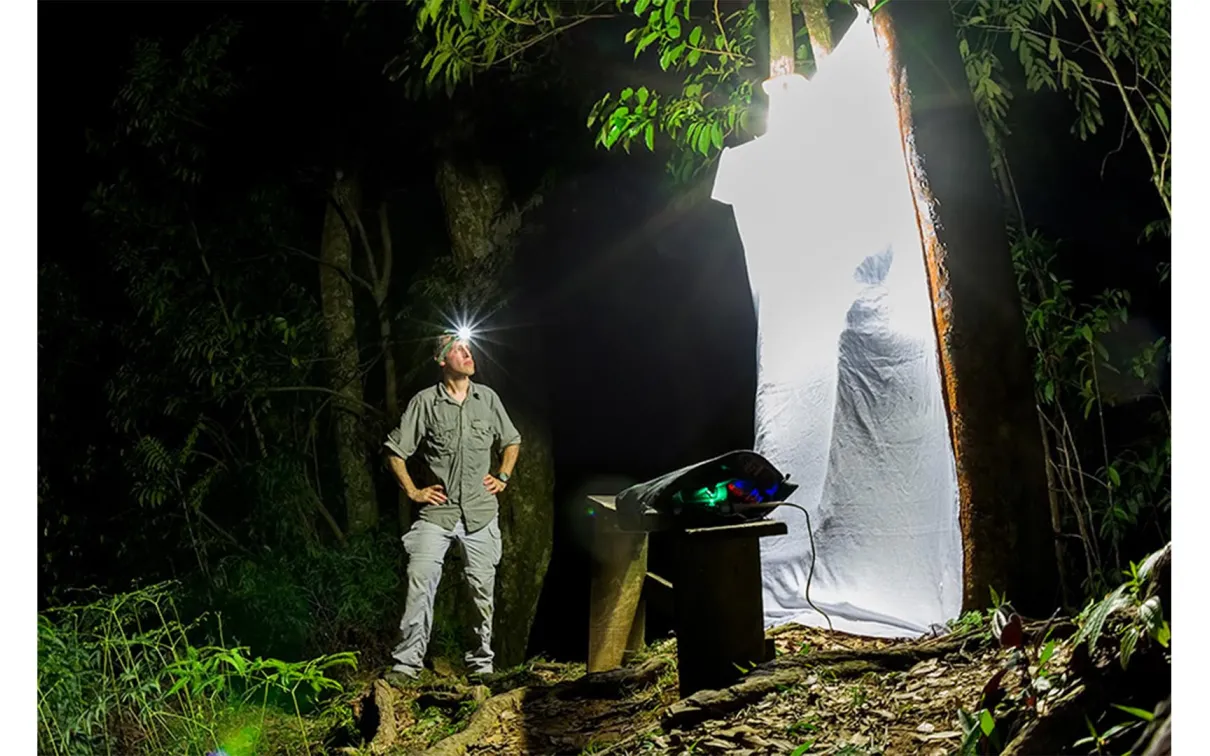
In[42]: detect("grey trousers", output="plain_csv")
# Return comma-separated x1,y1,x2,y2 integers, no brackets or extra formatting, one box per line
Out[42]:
392,516,502,676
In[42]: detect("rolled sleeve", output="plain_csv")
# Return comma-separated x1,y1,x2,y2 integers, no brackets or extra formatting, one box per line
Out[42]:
493,395,521,448
385,395,425,459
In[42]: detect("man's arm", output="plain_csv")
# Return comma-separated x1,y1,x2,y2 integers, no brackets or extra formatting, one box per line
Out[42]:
389,454,447,505
386,394,447,505
499,443,520,479
484,393,522,495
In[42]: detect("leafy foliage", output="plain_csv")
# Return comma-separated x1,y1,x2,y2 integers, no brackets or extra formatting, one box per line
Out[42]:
404,0,774,181
953,0,1171,214
37,583,357,756
1012,230,1169,596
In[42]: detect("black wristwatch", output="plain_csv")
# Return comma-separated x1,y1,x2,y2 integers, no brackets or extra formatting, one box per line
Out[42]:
497,471,511,483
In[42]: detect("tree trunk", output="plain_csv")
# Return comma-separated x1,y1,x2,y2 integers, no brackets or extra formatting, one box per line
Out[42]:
430,152,556,669
801,0,833,65
871,4,1058,617
320,171,378,536
767,0,795,78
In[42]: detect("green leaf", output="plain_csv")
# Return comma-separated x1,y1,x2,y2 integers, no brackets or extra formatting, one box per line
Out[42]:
621,87,634,101
1038,639,1058,668
458,0,472,26
1080,324,1093,342
1107,466,1121,488
1119,627,1138,669
664,0,675,23
689,25,702,45
636,31,660,57
636,86,649,105
1154,103,1169,131
1111,703,1154,722
979,709,996,736
711,121,724,149
645,122,655,151
790,743,814,756
667,16,682,39
687,48,701,66
634,0,651,14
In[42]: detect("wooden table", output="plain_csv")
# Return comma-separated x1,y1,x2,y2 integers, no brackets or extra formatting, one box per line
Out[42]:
586,494,788,698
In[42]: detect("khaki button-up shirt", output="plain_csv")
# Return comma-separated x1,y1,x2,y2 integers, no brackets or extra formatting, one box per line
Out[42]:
385,381,521,533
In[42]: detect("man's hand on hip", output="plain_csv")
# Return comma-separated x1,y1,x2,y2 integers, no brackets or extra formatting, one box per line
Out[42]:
408,484,447,505
483,475,508,495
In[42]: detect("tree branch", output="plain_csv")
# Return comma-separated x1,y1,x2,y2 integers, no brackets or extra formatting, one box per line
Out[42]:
376,201,393,305
279,244,376,294
1072,0,1170,216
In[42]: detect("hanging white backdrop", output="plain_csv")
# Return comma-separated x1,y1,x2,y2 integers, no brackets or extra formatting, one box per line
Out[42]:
711,9,964,638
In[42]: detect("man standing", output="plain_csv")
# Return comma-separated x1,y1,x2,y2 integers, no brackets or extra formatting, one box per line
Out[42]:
384,334,521,681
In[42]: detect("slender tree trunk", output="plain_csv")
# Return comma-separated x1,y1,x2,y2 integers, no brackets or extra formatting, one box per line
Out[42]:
767,0,795,78
320,171,378,536
872,4,1058,617
801,0,833,65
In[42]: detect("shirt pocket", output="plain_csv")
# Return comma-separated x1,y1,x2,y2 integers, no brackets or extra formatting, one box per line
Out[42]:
468,418,494,451
428,425,457,453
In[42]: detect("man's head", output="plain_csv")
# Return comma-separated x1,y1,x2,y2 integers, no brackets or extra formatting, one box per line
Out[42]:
435,334,476,378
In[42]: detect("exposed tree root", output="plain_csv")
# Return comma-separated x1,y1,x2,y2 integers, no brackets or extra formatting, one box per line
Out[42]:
547,656,670,701
414,656,672,755
368,680,400,753
418,686,531,756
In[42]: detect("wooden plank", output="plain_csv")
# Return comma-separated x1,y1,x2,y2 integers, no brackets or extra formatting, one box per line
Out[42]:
682,519,788,540
587,494,670,532
587,503,648,673
589,495,794,537
672,531,768,698
643,571,675,618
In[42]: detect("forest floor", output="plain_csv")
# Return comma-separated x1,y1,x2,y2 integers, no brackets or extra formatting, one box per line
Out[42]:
338,617,1127,756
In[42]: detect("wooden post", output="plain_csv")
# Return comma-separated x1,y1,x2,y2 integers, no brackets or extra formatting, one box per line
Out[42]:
671,520,786,697
587,505,648,673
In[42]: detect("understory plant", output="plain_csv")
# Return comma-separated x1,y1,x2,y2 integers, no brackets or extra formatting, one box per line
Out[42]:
37,582,358,756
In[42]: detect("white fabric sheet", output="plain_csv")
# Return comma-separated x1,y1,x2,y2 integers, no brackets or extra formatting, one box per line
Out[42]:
711,11,963,638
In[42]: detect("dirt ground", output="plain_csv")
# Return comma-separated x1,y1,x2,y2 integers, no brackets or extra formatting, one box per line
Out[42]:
351,622,1051,755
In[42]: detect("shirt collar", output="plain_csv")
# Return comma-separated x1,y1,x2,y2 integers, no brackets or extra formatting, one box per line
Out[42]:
436,380,479,404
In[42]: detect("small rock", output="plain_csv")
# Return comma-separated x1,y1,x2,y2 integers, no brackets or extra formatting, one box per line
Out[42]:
916,722,936,733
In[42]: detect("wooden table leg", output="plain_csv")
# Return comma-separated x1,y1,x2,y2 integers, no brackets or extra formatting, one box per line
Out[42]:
672,532,767,697
587,514,648,673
